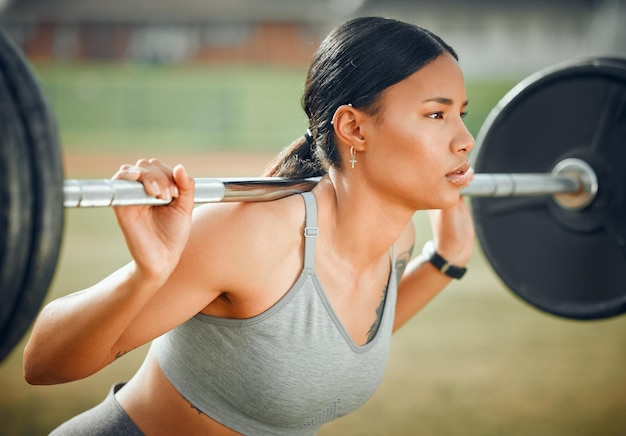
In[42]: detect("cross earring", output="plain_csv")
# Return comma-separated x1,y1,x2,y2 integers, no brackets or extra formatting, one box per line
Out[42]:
349,146,357,169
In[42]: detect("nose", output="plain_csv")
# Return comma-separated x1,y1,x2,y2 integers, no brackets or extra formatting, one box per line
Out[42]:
452,120,475,155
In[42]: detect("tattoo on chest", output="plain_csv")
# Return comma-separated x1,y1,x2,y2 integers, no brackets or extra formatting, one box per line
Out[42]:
365,246,414,342
366,285,388,342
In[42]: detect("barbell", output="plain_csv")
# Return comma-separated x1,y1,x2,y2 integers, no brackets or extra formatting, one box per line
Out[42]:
1,28,625,363
62,161,594,207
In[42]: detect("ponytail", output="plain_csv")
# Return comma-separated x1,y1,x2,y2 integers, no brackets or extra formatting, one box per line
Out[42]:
263,134,327,178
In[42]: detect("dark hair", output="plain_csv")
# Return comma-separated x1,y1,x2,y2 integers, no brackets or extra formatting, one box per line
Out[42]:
264,16,458,178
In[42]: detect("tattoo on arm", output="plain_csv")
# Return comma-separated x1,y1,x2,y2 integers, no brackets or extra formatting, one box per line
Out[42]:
395,244,414,282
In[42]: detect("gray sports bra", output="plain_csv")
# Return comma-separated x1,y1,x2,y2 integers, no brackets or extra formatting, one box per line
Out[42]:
152,192,397,435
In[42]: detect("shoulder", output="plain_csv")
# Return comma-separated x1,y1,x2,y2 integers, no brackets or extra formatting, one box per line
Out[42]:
186,194,307,291
191,193,305,248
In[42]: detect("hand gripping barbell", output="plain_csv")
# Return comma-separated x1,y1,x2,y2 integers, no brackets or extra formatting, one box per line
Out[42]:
1,29,625,362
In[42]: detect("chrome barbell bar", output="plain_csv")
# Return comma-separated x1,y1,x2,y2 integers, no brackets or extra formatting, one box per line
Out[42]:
63,158,598,211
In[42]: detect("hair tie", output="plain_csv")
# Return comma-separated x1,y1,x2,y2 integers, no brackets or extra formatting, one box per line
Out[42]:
304,128,314,147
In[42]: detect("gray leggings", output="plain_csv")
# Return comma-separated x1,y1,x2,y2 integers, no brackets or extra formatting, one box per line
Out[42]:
49,383,144,435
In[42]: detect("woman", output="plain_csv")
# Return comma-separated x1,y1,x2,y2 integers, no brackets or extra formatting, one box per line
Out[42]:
25,16,475,435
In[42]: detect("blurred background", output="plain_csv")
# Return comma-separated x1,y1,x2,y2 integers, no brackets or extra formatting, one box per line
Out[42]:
1,0,626,435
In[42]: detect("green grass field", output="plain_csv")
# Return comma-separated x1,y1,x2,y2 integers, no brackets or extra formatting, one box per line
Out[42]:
33,62,515,153
1,64,625,435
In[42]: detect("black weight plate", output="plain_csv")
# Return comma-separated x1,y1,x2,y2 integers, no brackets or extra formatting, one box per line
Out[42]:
471,57,626,320
0,69,34,356
0,30,64,362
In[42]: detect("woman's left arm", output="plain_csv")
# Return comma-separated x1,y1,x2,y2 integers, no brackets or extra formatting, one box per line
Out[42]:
393,197,475,331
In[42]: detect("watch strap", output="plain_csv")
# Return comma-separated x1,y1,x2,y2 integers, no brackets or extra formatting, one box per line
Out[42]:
422,240,467,279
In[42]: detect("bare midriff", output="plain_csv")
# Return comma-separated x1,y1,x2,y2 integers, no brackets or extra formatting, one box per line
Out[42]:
115,349,241,436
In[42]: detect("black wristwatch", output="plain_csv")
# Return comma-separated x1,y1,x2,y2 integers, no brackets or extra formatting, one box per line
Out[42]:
421,240,467,279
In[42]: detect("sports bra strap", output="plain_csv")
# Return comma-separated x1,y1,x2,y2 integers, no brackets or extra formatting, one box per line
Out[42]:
301,192,318,269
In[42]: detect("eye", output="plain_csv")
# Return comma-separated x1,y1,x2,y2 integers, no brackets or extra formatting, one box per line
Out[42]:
460,111,468,119
427,112,444,120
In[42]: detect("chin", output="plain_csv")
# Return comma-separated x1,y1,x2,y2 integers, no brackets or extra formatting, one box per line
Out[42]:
406,187,461,211
429,193,462,210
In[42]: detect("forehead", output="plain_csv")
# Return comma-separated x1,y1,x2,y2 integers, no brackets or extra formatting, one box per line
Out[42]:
381,53,467,105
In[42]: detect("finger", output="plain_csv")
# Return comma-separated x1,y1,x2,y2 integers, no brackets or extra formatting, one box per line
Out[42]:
467,166,475,181
171,164,194,206
148,158,174,178
463,167,475,187
149,159,180,198
112,164,142,181
135,159,176,200
114,160,167,199
146,159,186,200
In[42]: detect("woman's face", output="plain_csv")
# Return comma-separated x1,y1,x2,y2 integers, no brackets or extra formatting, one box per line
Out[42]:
358,53,474,210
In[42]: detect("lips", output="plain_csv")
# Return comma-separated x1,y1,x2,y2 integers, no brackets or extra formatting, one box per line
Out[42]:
446,162,473,186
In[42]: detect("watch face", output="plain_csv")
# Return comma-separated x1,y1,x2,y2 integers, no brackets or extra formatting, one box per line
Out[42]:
422,240,435,258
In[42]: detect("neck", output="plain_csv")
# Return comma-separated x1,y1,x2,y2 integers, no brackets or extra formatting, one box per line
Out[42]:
312,169,414,270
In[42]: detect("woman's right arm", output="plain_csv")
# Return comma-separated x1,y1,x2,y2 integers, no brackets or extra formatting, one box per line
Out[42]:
23,160,215,384
24,263,171,384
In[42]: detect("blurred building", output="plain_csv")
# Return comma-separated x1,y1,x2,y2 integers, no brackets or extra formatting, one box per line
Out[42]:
1,0,625,76
362,0,626,76
0,0,341,65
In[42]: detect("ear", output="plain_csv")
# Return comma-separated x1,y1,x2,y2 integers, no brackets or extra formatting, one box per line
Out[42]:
332,104,366,152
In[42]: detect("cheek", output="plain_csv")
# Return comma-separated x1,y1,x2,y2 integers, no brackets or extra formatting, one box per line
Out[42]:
393,132,440,175
366,116,445,179
371,140,439,195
